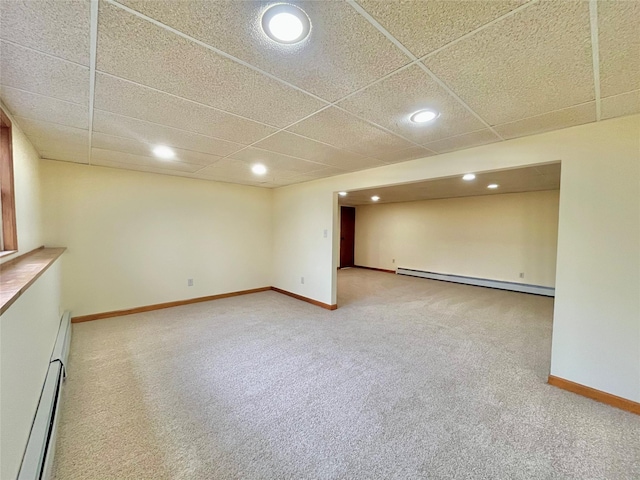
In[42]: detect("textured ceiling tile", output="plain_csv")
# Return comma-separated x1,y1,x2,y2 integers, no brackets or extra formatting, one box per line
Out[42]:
90,158,204,179
423,1,593,125
0,86,88,129
0,41,89,105
356,0,526,58
230,148,325,174
374,145,435,164
97,2,325,127
196,158,299,184
494,103,596,140
91,132,224,166
598,1,640,98
288,107,413,158
92,110,242,157
91,148,203,173
601,90,640,121
0,0,91,65
16,116,89,150
424,129,500,154
39,143,89,164
94,74,276,145
251,130,377,168
338,64,485,143
117,0,409,102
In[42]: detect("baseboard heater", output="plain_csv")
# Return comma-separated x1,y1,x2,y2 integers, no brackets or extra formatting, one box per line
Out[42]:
396,268,555,297
18,311,72,480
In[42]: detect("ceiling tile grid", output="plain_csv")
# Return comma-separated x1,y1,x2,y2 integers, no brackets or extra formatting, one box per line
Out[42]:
0,0,637,187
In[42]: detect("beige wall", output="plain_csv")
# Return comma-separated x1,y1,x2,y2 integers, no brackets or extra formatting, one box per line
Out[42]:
0,104,43,264
0,107,63,479
40,161,273,317
272,114,640,403
354,190,560,287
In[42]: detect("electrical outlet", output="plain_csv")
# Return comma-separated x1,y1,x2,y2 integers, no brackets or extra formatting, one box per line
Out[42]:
519,272,525,279
301,276,305,284
188,278,194,286
392,258,395,263
323,229,328,238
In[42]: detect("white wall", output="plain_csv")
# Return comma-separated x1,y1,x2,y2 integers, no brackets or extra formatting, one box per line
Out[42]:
40,161,273,317
0,107,63,479
355,190,560,287
0,261,62,480
272,114,640,402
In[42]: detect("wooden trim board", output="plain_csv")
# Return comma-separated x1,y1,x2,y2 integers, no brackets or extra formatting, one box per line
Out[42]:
271,287,337,310
354,265,396,274
72,286,337,323
548,375,640,415
72,287,273,322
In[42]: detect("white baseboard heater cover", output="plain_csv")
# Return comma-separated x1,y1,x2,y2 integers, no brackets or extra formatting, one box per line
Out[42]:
18,311,72,480
396,268,555,297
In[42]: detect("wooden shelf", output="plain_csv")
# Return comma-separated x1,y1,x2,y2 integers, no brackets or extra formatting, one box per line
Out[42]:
0,247,66,316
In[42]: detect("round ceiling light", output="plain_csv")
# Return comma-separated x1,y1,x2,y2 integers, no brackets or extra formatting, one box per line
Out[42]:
371,195,380,202
462,173,476,181
262,4,311,44
487,184,499,189
152,145,175,160
410,109,440,123
338,191,348,197
252,164,267,175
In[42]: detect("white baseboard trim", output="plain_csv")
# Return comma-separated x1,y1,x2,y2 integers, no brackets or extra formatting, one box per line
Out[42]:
396,268,555,297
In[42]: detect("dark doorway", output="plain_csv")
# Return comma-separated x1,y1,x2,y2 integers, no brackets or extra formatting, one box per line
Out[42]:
340,206,355,268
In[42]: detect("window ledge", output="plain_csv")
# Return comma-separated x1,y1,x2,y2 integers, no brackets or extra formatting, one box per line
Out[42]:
0,250,17,259
0,246,66,316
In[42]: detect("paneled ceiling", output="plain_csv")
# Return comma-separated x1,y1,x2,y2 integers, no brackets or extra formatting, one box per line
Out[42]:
339,162,560,205
0,0,638,188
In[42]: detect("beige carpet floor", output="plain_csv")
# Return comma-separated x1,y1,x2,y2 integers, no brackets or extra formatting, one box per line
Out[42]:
53,269,640,479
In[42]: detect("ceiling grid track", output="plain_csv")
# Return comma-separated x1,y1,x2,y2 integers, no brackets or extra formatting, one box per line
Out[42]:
345,0,510,142
87,0,99,165
104,0,438,161
589,0,602,121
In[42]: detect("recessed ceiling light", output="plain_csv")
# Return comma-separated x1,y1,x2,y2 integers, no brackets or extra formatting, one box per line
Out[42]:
152,145,175,160
262,4,311,44
462,173,476,181
252,164,267,175
487,184,499,189
338,191,348,197
410,109,439,124
371,195,380,202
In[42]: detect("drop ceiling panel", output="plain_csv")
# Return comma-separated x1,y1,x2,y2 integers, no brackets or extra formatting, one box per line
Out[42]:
0,0,91,65
16,117,89,153
597,1,640,98
116,0,409,102
196,158,297,184
97,1,325,128
374,145,435,164
0,86,89,129
91,148,203,173
94,73,276,145
0,41,89,105
601,90,640,121
424,129,499,154
423,1,593,126
251,131,381,170
92,110,242,158
494,103,596,140
288,107,414,158
356,0,526,58
92,157,204,179
40,144,89,164
229,147,328,175
91,133,224,166
338,64,486,143
340,164,561,206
